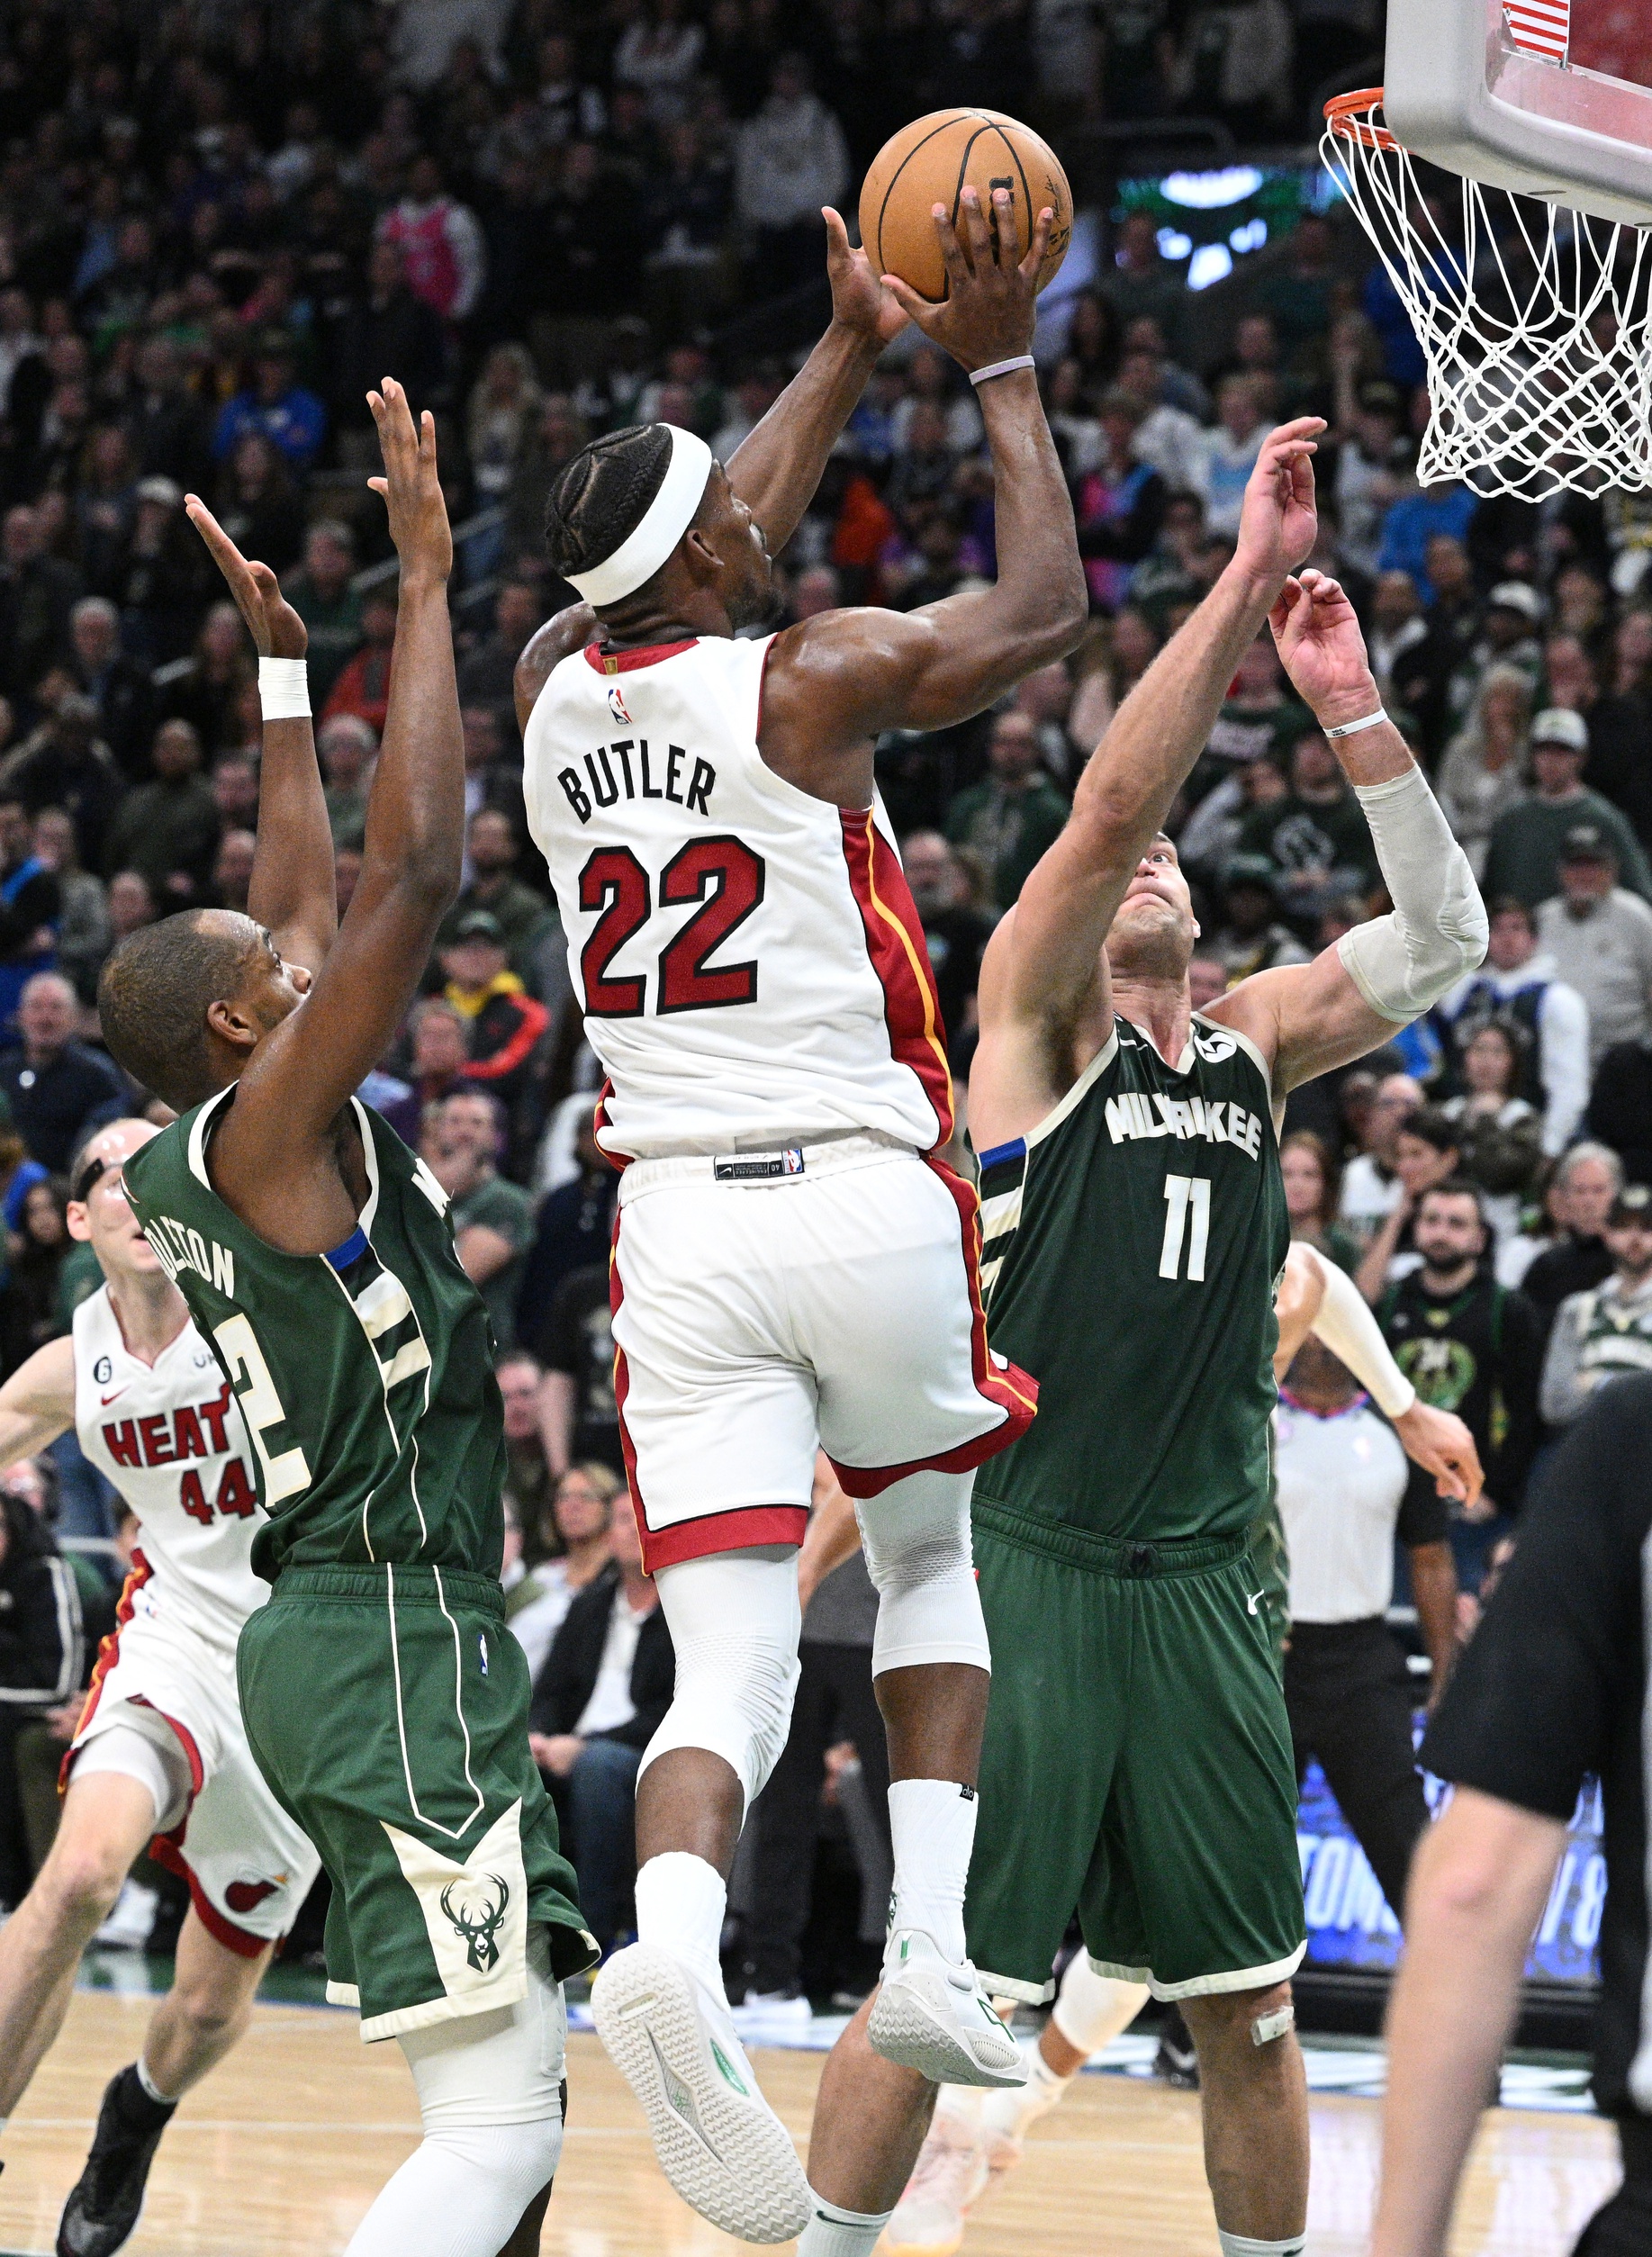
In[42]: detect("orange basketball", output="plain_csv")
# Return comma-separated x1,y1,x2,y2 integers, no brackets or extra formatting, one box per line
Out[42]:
859,108,1072,304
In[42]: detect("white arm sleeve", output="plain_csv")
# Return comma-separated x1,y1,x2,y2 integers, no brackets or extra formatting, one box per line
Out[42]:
1336,765,1489,1023
1308,1254,1417,1419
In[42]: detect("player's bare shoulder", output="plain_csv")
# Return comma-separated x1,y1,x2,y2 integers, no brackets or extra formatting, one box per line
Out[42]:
515,600,597,735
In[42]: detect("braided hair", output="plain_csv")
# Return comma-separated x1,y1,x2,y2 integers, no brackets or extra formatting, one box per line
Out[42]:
543,424,674,583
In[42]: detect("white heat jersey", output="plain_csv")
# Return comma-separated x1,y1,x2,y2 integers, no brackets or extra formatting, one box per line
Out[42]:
74,1286,265,1652
523,633,952,1161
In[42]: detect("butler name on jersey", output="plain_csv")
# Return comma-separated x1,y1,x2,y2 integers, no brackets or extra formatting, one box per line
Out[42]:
75,1283,262,1650
524,634,952,1161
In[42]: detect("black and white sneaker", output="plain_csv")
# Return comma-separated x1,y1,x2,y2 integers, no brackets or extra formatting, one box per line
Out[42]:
1152,2005,1200,2090
57,2064,176,2257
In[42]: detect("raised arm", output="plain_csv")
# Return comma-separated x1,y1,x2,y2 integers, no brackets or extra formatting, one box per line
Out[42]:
184,500,336,974
724,207,905,552
1212,570,1488,1093
759,189,1087,780
219,380,462,1171
512,214,904,740
0,1337,76,1469
975,420,1323,1094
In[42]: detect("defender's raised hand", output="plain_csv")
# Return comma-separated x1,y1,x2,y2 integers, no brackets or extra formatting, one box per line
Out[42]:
880,186,1052,375
184,496,307,659
1269,565,1381,727
823,205,909,349
366,376,452,583
1232,418,1324,592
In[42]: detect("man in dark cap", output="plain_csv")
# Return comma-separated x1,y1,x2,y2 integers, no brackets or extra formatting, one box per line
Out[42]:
1483,706,1652,908
438,907,548,1133
1537,822,1652,1059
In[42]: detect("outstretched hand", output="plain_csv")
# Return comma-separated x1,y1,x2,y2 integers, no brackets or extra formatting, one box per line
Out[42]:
880,186,1050,375
1268,565,1381,727
823,206,909,349
184,496,307,659
1232,418,1323,591
366,377,452,583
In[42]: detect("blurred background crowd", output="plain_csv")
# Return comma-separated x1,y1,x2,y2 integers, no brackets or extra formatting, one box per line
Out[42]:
2,0,1650,2003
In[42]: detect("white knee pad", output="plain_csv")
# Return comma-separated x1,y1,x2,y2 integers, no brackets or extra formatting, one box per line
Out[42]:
400,1926,567,2127
347,1933,565,2257
857,1468,990,1678
1054,1955,1150,2054
642,1547,802,1813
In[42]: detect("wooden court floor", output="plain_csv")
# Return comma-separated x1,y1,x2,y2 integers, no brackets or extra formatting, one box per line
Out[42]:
0,1991,1620,2255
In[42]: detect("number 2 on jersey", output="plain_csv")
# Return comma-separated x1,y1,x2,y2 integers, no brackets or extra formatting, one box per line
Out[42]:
1160,1174,1212,1282
579,838,764,1017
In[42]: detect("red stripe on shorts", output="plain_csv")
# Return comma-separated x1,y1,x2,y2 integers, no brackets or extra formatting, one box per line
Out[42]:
826,1154,1038,1499
59,1549,153,1792
609,1202,810,1571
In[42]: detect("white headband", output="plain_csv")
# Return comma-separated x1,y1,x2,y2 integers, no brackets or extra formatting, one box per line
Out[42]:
565,426,714,608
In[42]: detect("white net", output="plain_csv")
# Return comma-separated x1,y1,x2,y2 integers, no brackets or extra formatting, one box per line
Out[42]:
1322,91,1652,500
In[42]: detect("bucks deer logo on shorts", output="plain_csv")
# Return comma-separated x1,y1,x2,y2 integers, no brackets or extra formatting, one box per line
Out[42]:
440,1873,511,1973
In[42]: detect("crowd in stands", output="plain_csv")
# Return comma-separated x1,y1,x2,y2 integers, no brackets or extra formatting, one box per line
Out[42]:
2,0,1649,1998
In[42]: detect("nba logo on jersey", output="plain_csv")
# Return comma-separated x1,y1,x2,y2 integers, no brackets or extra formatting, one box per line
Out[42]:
607,682,632,726
783,1147,804,1175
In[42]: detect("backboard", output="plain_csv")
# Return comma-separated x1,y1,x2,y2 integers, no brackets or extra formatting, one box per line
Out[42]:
1386,0,1652,222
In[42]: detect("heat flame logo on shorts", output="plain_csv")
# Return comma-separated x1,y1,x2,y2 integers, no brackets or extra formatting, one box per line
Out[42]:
440,1873,510,1973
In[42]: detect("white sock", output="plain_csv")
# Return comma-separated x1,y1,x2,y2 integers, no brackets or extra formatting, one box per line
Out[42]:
887,1777,977,1965
136,2053,177,2107
1216,2234,1306,2255
1052,1957,1151,2056
796,2195,893,2254
980,2036,1069,2142
634,1851,727,2000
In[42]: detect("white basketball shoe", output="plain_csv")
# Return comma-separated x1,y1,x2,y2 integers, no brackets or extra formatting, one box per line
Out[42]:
591,1940,813,2243
866,1928,1026,2087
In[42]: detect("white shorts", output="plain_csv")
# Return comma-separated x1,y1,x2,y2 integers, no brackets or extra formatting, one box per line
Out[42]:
610,1135,1036,1571
67,1560,320,1955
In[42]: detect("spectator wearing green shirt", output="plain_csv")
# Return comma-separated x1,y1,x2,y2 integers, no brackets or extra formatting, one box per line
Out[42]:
944,710,1069,912
420,1087,534,1354
1482,707,1652,909
282,519,363,705
1237,725,1379,927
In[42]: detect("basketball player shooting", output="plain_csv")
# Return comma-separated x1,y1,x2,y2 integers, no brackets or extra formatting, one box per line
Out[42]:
513,189,1086,2245
0,1116,320,2257
93,383,597,2257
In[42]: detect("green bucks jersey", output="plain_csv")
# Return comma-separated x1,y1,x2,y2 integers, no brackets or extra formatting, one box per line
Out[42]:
976,1012,1288,1542
123,1093,508,1584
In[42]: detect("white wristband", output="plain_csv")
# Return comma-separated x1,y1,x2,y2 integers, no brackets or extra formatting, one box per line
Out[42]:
258,655,311,721
1323,707,1388,739
968,354,1036,387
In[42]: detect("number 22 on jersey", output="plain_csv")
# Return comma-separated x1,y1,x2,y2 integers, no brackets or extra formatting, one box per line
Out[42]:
579,837,765,1016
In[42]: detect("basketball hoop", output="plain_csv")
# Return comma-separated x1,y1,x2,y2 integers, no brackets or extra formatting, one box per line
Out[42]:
1323,87,1652,499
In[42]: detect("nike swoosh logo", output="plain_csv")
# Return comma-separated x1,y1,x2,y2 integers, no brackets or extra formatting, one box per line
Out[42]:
1246,1590,1265,1613
100,1390,127,1406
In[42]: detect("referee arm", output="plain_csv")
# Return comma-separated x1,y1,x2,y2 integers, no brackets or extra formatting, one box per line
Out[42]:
1375,1790,1565,2257
1374,1382,1645,2255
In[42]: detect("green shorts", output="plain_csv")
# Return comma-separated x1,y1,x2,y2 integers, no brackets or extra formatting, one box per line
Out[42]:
239,1564,598,2042
965,1503,1305,2003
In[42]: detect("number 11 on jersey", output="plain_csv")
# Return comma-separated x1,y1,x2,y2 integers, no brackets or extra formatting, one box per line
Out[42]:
1160,1174,1212,1283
